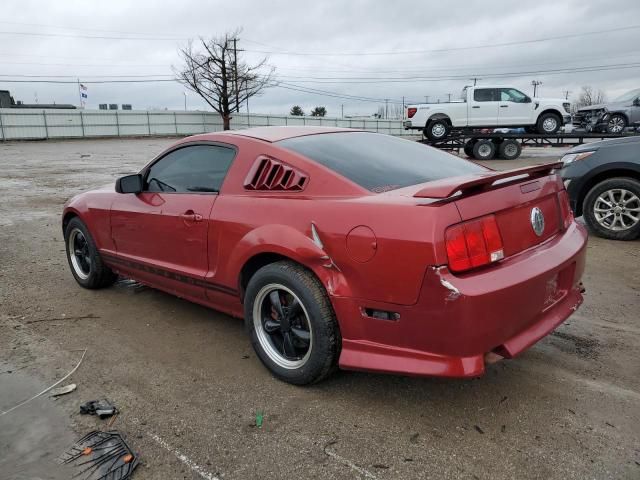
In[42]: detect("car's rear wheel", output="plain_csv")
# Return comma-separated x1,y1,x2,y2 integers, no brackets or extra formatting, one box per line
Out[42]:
536,112,561,134
498,139,522,160
472,139,496,160
244,261,341,385
606,114,627,134
424,119,450,141
583,178,640,240
64,217,117,288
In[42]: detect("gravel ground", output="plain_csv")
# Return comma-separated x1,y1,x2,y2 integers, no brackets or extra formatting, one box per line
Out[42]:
1,137,639,480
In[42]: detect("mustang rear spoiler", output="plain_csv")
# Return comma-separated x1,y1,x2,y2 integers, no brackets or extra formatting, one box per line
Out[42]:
413,162,563,199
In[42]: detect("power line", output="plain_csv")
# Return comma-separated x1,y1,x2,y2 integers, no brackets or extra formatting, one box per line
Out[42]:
243,24,640,56
0,30,183,41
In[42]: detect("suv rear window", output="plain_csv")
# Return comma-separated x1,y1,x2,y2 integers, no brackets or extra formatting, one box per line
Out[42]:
277,132,485,193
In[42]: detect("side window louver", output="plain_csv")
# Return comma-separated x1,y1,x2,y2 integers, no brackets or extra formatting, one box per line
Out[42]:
244,156,308,191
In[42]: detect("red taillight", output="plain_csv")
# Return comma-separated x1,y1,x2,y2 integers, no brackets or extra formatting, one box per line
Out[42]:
558,189,573,230
445,215,505,273
407,107,417,118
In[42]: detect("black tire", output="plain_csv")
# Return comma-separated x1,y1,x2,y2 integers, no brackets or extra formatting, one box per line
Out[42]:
472,139,496,160
463,140,474,158
524,126,537,134
583,177,640,241
424,118,450,141
606,114,627,134
244,261,341,385
497,139,522,160
64,217,117,289
536,112,561,134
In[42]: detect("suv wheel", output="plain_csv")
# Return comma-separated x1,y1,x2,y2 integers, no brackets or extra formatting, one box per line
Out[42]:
606,114,627,134
583,177,640,240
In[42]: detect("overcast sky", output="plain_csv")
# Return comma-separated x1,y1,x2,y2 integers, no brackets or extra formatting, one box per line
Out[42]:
1,0,639,117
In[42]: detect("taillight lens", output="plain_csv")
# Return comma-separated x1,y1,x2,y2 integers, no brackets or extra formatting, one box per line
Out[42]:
407,107,417,118
445,215,505,273
558,189,573,229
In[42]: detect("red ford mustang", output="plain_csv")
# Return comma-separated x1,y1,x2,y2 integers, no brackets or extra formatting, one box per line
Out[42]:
63,127,587,384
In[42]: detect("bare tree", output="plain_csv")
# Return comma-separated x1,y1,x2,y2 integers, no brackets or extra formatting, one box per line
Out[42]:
576,85,607,109
174,30,275,130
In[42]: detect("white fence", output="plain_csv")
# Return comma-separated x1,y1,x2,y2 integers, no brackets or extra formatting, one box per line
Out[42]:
0,109,411,141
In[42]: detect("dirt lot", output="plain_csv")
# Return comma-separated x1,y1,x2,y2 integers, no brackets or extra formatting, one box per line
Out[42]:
1,138,639,480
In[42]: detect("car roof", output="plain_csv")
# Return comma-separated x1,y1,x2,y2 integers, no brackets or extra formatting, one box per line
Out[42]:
215,126,359,143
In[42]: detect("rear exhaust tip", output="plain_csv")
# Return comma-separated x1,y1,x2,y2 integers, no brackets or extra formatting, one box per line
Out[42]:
484,351,505,365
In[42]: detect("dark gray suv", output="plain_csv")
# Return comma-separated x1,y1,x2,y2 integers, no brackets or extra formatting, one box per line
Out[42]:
560,136,640,240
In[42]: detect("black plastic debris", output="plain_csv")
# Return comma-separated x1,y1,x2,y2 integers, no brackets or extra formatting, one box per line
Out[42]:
57,430,138,480
80,399,118,418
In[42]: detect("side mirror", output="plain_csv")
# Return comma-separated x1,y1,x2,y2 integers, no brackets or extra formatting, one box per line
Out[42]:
634,98,640,106
115,174,143,194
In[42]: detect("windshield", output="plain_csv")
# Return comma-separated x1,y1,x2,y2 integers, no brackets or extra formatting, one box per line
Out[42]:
613,88,640,103
277,132,485,193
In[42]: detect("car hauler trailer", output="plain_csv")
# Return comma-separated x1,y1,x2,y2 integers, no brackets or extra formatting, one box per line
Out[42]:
419,130,640,160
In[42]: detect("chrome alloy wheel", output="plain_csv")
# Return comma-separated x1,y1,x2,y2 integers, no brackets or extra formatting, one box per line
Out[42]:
593,189,640,231
607,116,626,133
68,228,91,280
542,117,558,132
253,283,313,369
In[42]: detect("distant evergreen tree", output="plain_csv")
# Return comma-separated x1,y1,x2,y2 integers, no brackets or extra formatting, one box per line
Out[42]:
290,105,304,116
310,106,327,117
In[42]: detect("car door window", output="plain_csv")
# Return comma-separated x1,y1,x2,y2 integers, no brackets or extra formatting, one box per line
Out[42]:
474,88,497,102
500,88,528,103
145,145,236,193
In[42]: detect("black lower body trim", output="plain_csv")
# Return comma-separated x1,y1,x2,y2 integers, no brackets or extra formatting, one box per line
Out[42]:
101,252,237,296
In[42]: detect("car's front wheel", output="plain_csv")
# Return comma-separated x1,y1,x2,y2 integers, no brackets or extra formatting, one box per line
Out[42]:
244,261,341,385
64,217,117,288
583,178,640,240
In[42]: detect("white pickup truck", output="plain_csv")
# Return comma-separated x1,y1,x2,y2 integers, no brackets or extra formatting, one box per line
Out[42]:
404,85,572,140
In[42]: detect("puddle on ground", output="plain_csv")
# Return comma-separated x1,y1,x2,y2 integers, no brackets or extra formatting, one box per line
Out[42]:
0,370,75,480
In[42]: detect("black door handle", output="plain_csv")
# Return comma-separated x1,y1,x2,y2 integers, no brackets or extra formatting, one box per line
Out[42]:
500,105,509,108
472,106,480,109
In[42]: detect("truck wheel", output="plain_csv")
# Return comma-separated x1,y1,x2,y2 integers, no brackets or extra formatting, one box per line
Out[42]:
472,140,496,160
583,178,640,240
463,140,474,158
424,119,450,141
606,114,627,134
498,140,522,160
536,112,561,134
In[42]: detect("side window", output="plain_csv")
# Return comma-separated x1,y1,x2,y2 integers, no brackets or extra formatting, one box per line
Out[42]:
145,145,235,193
474,88,497,102
500,88,528,103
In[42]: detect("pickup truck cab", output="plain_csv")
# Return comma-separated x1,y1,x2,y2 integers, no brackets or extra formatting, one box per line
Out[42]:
404,85,572,140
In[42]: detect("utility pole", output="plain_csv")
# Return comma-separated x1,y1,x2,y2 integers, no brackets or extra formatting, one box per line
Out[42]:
470,77,481,86
232,37,240,113
402,96,405,114
77,78,83,109
447,93,452,102
424,95,429,103
384,99,389,119
563,90,571,100
531,80,543,97
341,104,344,118
183,91,187,111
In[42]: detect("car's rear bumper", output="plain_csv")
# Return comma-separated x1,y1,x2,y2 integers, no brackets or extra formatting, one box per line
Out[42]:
333,222,588,378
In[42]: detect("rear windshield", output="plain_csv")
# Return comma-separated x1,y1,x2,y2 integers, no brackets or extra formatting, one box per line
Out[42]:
278,132,485,193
